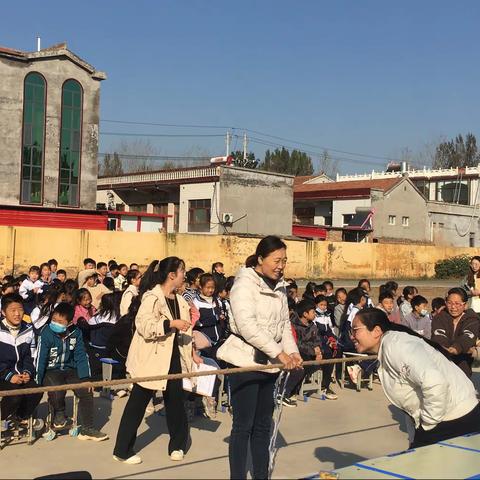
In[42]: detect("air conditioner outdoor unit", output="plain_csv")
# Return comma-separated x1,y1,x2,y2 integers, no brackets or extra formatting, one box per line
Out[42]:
222,213,233,224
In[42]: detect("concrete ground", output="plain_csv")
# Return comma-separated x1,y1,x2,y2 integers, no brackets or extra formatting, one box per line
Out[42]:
1,380,411,479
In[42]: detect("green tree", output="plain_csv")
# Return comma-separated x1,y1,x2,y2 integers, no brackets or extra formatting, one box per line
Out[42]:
230,150,258,169
433,133,480,168
259,147,313,176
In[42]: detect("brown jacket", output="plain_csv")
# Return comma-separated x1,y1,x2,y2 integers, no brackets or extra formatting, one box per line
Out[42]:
126,285,193,391
431,308,479,376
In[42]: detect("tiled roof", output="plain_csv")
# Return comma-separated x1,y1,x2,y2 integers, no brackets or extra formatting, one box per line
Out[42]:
294,177,402,198
0,46,25,57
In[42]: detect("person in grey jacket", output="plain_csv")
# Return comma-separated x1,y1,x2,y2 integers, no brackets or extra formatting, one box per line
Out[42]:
217,235,301,480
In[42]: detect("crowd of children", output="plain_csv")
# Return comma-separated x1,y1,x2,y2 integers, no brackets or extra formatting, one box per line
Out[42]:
0,254,479,459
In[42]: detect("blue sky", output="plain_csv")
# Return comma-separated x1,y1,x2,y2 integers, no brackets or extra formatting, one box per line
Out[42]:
2,1,480,173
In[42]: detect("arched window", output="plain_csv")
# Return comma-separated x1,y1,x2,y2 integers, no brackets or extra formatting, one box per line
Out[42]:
21,72,46,204
58,79,82,207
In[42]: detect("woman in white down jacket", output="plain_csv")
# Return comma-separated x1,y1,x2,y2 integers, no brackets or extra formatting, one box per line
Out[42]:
351,308,480,448
217,236,301,480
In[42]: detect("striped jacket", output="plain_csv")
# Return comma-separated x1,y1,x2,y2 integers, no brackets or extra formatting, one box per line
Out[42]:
0,320,36,382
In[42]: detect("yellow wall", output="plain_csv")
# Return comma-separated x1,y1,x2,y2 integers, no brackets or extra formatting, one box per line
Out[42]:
0,226,476,279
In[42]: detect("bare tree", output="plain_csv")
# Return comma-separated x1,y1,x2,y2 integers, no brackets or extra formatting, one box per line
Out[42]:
318,150,339,179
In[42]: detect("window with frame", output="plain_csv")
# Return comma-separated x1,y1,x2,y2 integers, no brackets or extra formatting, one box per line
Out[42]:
188,199,211,232
388,215,396,225
21,72,46,204
343,214,354,226
58,80,82,207
402,216,409,227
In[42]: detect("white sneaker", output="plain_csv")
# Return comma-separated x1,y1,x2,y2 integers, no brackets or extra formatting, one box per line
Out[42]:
113,454,142,465
347,365,361,385
170,449,184,461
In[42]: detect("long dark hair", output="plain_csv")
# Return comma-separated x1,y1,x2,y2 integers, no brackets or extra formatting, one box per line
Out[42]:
356,308,451,359
98,292,121,319
245,235,287,267
302,281,317,301
466,256,480,287
340,287,367,330
139,257,185,300
39,285,65,317
397,285,417,307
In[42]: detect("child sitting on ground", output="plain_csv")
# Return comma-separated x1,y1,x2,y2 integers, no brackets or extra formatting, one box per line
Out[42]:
0,293,44,430
36,302,108,441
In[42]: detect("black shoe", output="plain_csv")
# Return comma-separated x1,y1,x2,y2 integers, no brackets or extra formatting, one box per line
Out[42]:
282,397,297,408
78,427,109,442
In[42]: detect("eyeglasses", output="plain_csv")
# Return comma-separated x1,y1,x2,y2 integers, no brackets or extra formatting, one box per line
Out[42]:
446,301,466,307
350,325,367,337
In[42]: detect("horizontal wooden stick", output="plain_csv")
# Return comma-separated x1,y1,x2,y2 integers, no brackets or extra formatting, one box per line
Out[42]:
0,355,377,398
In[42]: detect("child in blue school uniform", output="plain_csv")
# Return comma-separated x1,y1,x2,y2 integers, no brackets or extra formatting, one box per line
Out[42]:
36,302,108,441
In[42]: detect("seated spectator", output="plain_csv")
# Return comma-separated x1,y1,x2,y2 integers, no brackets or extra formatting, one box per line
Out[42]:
286,281,299,304
39,262,52,291
402,295,431,338
431,297,446,319
73,289,96,326
358,279,374,307
183,267,204,303
302,281,317,302
114,264,128,291
129,263,139,271
83,258,96,270
432,288,479,377
211,262,226,286
314,283,327,298
96,262,108,284
323,281,337,316
120,269,142,317
30,285,66,335
19,266,42,315
334,288,347,336
63,278,79,304
313,295,340,398
377,291,401,324
56,269,67,283
36,302,108,441
0,293,43,430
283,300,325,406
398,286,418,320
80,270,111,310
48,259,58,280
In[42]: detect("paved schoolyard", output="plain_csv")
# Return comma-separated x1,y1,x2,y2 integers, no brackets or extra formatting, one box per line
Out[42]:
1,380,410,479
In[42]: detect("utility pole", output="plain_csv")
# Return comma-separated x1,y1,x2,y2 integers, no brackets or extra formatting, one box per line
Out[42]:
243,132,248,160
225,130,231,158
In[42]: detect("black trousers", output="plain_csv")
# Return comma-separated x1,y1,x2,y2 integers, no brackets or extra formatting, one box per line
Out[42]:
43,369,94,429
284,365,323,397
229,371,278,480
0,379,43,420
412,403,480,448
113,344,188,459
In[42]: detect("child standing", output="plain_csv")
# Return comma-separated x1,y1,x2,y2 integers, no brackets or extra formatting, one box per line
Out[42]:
114,264,128,291
120,270,142,317
19,266,42,314
36,302,108,440
0,293,43,430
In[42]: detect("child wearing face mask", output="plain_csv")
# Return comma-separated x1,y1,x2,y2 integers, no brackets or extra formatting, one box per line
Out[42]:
401,295,431,339
36,302,108,441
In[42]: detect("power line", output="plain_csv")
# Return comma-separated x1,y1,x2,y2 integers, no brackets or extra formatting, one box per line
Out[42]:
100,118,400,162
244,136,387,167
100,132,225,138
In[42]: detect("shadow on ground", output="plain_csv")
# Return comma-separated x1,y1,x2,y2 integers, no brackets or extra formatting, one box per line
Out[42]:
314,446,367,469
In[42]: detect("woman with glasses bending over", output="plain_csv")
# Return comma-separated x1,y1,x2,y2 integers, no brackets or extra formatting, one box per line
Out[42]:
351,307,480,449
113,257,193,465
217,236,302,479
431,287,479,377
